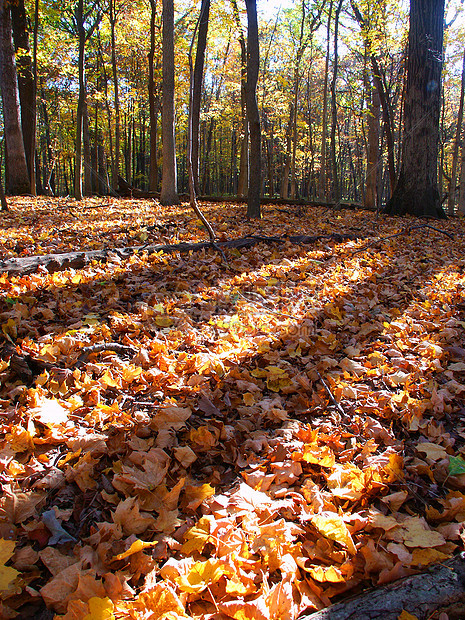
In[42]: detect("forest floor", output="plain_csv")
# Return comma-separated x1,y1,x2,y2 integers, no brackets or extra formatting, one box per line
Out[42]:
1,197,465,619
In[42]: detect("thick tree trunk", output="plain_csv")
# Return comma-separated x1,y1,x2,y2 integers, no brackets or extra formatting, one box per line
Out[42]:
160,0,179,205
191,0,210,195
0,1,30,195
245,0,261,218
10,0,36,194
383,0,446,218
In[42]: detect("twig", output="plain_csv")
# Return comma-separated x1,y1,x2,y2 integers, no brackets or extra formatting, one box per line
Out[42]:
316,369,350,421
353,223,453,254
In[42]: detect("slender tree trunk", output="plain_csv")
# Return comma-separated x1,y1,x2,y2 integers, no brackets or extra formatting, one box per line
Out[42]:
280,104,293,198
83,99,92,195
231,0,248,199
330,0,343,204
245,0,261,218
160,0,179,205
148,0,159,192
0,172,8,210
384,0,446,218
318,0,333,201
458,134,465,215
109,0,120,190
10,0,36,194
448,50,465,215
0,0,30,194
192,0,210,195
74,0,85,200
365,72,380,209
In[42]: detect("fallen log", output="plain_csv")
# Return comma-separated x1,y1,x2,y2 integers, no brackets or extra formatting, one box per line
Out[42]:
303,554,465,620
0,233,357,276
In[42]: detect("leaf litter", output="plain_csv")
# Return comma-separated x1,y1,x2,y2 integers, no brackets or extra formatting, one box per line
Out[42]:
0,197,465,618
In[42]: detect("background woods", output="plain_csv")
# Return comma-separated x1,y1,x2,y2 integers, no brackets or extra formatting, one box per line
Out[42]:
0,0,465,213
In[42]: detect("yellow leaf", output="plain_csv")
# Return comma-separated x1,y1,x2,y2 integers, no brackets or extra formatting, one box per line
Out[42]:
311,513,356,555
307,565,346,583
294,444,335,468
112,539,158,561
184,483,215,511
175,559,232,593
99,369,120,388
410,547,449,567
397,612,419,620
401,517,446,548
0,539,20,595
155,315,174,327
2,318,17,340
122,365,143,383
181,516,212,555
83,597,115,620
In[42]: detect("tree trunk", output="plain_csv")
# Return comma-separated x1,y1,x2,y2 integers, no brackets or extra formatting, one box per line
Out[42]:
10,0,36,194
0,0,30,195
0,171,8,210
365,73,380,210
447,50,465,215
74,0,85,200
231,0,248,199
245,0,261,218
330,0,343,204
148,0,159,192
280,105,293,199
83,98,92,195
109,0,120,191
458,116,465,215
318,0,333,201
383,0,446,218
160,0,179,205
191,0,210,195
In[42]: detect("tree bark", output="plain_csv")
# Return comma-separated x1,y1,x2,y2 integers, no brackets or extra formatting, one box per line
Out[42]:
329,0,343,204
191,0,210,195
303,554,465,620
148,0,160,192
231,0,248,199
448,50,465,215
365,71,380,210
245,0,261,218
109,0,120,191
383,0,446,218
160,0,179,205
318,0,333,201
0,0,30,195
0,171,8,210
74,0,86,200
10,0,36,194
